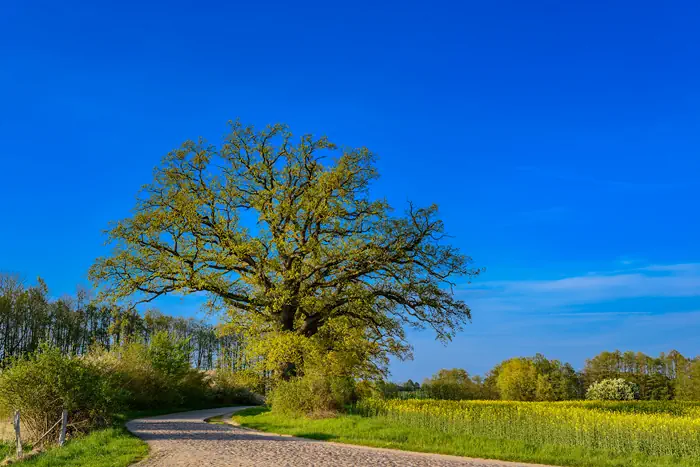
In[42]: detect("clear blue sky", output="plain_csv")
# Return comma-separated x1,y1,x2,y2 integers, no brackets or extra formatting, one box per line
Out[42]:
1,1,699,381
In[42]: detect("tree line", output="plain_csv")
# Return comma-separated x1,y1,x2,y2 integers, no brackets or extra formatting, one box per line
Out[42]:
386,351,700,401
0,274,245,370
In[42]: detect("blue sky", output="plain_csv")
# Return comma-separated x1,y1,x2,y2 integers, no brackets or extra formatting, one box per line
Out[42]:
1,1,699,381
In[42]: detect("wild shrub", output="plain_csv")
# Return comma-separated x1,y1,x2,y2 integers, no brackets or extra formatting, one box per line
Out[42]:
0,335,265,446
354,380,382,401
228,369,267,395
0,345,124,440
423,369,482,400
89,337,262,410
177,369,212,405
269,371,355,416
496,358,538,401
86,342,179,409
148,331,191,380
208,371,263,406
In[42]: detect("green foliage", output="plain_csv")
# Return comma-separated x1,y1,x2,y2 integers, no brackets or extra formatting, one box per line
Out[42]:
0,443,12,460
0,333,261,449
586,378,639,401
209,370,263,405
269,370,355,416
226,369,267,395
90,120,480,381
493,354,582,401
676,358,700,400
496,358,538,401
263,319,385,414
583,350,681,400
0,345,124,439
147,331,190,379
0,275,110,361
354,380,382,400
88,335,261,410
373,380,402,399
531,354,583,400
245,318,386,414
536,374,556,401
367,379,425,400
423,368,485,400
87,342,180,408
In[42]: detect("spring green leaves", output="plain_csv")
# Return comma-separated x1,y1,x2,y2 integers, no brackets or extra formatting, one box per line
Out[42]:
91,121,479,377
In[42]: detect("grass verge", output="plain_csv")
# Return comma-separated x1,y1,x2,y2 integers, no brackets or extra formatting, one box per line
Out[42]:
2,404,238,465
232,407,700,467
0,442,13,459
12,428,148,467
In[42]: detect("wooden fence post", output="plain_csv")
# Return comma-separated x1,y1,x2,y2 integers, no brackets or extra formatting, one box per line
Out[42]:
13,410,22,459
58,409,68,447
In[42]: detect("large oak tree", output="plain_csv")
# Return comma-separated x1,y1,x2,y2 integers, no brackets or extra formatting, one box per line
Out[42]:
90,121,479,376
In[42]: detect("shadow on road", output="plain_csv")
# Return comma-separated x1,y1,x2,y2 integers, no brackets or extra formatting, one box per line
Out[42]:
128,419,339,443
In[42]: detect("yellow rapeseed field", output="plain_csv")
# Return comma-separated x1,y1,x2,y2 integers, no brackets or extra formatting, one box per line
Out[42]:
356,399,700,458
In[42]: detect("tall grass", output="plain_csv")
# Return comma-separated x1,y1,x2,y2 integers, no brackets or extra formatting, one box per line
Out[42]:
356,399,700,459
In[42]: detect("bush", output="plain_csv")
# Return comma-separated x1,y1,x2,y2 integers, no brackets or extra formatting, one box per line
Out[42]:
89,337,223,410
586,378,638,401
423,369,481,400
0,345,124,440
209,370,263,406
178,368,213,405
269,372,355,416
0,336,266,446
497,359,538,401
228,369,268,396
86,342,180,409
88,341,264,410
354,380,381,401
148,331,191,380
374,381,401,399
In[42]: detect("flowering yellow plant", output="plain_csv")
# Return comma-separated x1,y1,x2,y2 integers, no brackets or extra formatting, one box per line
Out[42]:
356,399,700,458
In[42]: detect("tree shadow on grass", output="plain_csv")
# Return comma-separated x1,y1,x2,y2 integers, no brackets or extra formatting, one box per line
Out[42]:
128,420,339,443
293,432,338,441
232,407,269,418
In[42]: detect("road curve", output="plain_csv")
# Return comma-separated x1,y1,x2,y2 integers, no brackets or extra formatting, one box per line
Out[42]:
126,406,556,467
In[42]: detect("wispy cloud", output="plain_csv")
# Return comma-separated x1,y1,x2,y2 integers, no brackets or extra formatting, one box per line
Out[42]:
461,262,700,313
639,263,700,273
396,264,700,380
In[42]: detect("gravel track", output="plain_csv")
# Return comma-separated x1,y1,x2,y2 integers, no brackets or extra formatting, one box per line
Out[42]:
126,407,556,467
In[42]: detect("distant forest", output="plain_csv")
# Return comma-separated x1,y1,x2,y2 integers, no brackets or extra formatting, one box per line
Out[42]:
4,274,700,401
386,349,700,402
0,274,243,370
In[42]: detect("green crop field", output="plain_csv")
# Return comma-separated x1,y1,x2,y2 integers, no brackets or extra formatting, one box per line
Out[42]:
233,400,700,467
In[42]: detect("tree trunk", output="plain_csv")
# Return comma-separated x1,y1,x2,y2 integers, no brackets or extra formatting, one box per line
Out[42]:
279,304,298,380
300,314,321,337
279,361,297,380
279,305,295,332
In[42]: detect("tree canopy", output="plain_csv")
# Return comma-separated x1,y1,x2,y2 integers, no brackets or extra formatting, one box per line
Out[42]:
492,354,582,401
90,121,480,377
422,368,486,400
